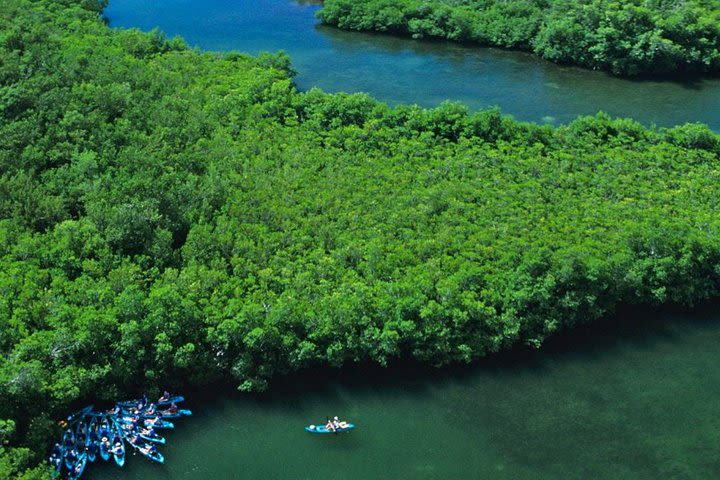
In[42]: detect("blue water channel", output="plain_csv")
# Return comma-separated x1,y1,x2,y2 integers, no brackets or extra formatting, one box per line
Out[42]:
104,0,720,129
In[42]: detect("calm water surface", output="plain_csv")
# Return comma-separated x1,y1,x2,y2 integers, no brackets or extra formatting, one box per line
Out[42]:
104,0,720,129
91,305,720,480
94,3,720,478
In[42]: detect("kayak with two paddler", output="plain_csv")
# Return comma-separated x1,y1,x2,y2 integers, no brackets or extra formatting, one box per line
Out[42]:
305,417,355,434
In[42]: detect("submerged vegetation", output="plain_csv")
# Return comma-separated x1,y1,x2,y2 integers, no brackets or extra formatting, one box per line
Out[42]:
318,0,720,76
1,0,720,476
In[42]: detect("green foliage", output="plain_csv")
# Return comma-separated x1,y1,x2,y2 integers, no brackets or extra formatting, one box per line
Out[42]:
1,0,720,475
318,0,720,76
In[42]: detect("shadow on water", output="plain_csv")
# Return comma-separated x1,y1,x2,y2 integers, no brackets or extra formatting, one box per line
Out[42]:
229,300,720,400
89,295,720,480
315,24,720,86
138,299,720,480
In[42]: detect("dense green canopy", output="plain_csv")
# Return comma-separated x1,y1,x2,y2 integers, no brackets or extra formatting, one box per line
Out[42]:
1,0,720,477
318,0,720,76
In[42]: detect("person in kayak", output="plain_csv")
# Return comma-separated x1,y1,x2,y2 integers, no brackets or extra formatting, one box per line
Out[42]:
65,449,78,464
49,444,62,467
325,418,336,432
145,403,157,415
159,391,171,403
140,442,158,455
135,394,148,411
73,460,84,476
164,402,179,415
330,416,349,430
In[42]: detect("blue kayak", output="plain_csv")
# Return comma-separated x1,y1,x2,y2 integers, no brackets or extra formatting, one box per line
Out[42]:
66,405,94,426
157,395,184,407
111,422,126,467
74,419,88,457
99,420,112,462
117,396,148,409
61,428,75,467
148,418,174,430
64,450,78,472
49,444,63,476
99,438,111,462
87,431,98,463
112,442,125,467
305,423,355,434
156,408,192,419
124,436,166,464
140,448,165,464
67,452,87,480
116,415,175,430
127,441,165,464
139,430,166,444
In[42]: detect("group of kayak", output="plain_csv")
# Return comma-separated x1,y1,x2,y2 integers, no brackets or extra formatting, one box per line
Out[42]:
49,392,192,479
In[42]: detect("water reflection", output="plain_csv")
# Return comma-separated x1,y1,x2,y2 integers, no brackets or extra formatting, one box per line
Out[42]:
104,0,720,128
92,303,720,480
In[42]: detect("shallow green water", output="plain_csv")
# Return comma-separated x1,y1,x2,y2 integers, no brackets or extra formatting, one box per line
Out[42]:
104,0,720,129
92,3,720,478
90,305,720,480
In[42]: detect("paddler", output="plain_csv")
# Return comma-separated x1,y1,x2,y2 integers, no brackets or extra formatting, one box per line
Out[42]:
145,415,162,427
325,418,336,432
65,449,78,464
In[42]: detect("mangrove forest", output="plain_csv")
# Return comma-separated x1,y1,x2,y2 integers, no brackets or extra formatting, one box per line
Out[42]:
1,0,720,477
317,0,720,76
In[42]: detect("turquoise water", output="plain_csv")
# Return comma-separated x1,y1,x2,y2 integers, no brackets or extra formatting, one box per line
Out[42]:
91,305,720,480
103,0,720,129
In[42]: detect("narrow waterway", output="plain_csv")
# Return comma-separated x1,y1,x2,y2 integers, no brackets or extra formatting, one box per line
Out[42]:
91,304,720,480
104,0,720,129
92,3,720,478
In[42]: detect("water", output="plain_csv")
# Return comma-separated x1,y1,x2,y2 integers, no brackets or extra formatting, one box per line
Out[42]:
91,304,720,480
93,3,720,478
103,0,720,129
